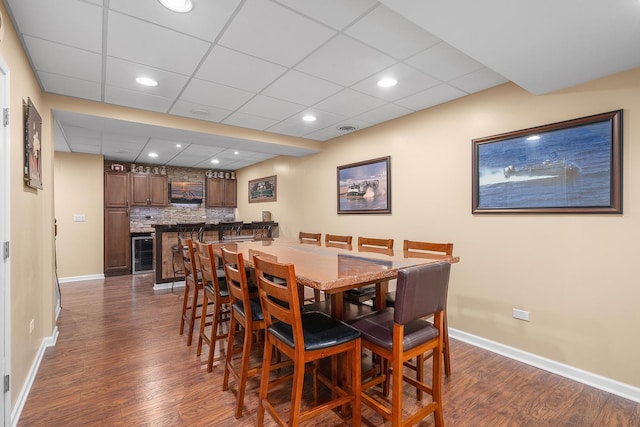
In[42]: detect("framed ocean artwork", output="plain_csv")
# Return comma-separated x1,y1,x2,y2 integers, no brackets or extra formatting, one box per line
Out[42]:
337,156,391,214
472,110,622,214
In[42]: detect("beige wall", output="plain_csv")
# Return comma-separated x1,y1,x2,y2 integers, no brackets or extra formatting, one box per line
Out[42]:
2,0,639,413
53,152,104,278
236,69,640,388
0,1,56,409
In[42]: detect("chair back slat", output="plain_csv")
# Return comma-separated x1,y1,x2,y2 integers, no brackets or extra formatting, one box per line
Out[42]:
221,248,251,318
394,262,451,325
325,234,353,245
194,242,224,300
253,255,301,338
178,237,198,284
299,232,321,242
403,240,453,257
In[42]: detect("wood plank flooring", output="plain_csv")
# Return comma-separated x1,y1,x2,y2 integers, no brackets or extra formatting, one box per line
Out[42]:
17,273,640,426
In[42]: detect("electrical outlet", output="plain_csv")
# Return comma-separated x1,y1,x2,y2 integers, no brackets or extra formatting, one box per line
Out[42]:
29,319,35,334
512,308,530,321
73,214,86,222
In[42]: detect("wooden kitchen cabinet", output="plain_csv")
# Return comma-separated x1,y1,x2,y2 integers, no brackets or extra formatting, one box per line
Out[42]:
104,207,130,276
131,173,168,206
105,172,129,208
206,178,237,207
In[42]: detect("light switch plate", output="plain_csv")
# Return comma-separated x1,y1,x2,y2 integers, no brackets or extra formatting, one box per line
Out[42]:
73,214,86,222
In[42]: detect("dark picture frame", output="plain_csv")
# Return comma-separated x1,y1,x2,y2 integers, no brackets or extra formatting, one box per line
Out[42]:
24,97,43,190
472,110,622,214
249,175,277,203
337,156,391,214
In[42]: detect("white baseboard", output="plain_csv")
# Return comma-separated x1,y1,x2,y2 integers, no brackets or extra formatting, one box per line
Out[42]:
153,280,184,291
10,326,59,427
449,328,640,403
58,274,105,283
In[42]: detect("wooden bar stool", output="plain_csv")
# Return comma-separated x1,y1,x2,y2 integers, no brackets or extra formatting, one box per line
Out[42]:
344,237,394,308
195,241,231,372
350,262,451,426
253,255,362,426
177,237,204,346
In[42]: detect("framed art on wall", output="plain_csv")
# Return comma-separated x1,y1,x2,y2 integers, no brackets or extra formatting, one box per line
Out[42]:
337,156,391,214
472,110,622,214
24,97,43,190
249,175,277,203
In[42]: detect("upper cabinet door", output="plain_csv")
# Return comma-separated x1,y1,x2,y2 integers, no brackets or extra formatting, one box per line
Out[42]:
130,173,168,206
105,172,129,208
206,178,237,208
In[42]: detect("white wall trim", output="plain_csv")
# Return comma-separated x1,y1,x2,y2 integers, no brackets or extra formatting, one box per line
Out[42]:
153,280,184,291
449,328,640,403
57,274,104,283
10,327,58,427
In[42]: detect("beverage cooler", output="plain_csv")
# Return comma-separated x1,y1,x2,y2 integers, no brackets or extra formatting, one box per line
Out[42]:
132,234,153,274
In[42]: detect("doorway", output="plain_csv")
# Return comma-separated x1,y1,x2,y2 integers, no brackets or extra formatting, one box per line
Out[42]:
0,55,11,427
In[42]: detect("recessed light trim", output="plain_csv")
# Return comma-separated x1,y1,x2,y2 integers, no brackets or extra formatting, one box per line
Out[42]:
158,0,193,13
211,159,220,164
302,114,317,122
377,77,397,88
148,152,159,158
190,108,209,115
136,76,158,87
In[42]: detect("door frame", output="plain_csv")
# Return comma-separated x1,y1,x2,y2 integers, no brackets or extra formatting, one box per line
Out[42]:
0,54,11,427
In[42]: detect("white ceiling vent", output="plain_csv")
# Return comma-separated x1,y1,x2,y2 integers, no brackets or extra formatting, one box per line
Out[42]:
336,124,359,133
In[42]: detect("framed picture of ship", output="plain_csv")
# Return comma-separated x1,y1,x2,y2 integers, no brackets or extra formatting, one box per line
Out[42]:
337,156,391,214
472,110,622,214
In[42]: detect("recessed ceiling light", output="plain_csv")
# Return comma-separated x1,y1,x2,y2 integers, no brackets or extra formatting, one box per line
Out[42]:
377,77,397,88
234,151,239,155
158,0,193,13
176,144,182,148
211,159,220,164
148,152,159,158
190,108,209,115
302,114,317,122
136,76,158,87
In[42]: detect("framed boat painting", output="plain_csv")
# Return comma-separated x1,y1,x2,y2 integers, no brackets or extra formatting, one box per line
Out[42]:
472,110,622,214
337,156,391,214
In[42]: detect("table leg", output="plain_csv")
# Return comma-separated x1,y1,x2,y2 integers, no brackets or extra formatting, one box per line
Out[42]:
374,280,388,311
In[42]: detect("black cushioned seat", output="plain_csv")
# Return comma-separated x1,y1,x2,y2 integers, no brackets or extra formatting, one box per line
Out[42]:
269,311,360,351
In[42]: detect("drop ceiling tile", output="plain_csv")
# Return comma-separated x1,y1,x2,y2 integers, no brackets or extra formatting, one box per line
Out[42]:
351,63,440,102
222,112,279,131
345,4,441,60
105,85,174,113
355,103,414,124
6,0,102,52
169,101,233,123
304,126,347,141
24,36,101,82
449,67,508,94
296,35,396,86
396,84,466,111
236,95,305,121
218,0,335,67
196,46,287,92
38,72,102,101
179,79,255,111
109,0,241,42
262,70,343,106
406,42,485,81
106,57,190,99
313,89,386,117
274,0,376,30
107,11,211,75
280,109,346,129
267,121,319,138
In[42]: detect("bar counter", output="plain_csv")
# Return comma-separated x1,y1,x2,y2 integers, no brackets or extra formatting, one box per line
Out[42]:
152,222,278,285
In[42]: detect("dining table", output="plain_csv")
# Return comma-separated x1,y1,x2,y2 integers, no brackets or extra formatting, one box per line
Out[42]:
209,237,460,320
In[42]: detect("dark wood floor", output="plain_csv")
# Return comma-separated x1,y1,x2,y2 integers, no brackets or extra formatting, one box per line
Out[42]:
17,273,640,426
